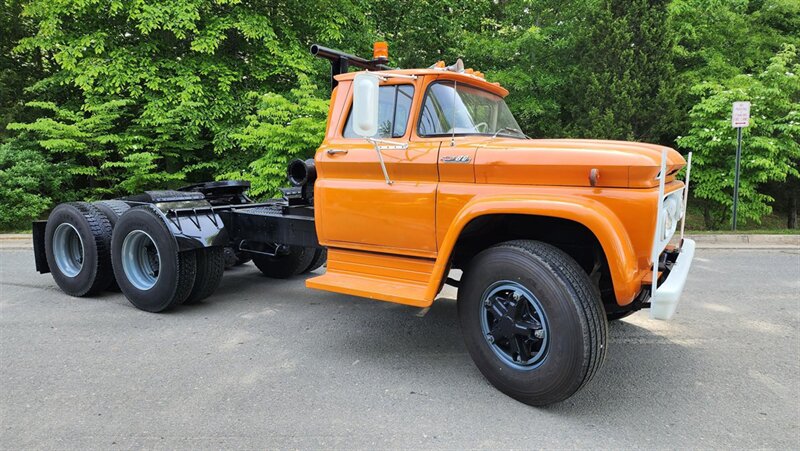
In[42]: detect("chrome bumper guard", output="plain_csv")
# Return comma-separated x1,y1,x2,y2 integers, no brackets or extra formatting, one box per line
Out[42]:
650,149,694,321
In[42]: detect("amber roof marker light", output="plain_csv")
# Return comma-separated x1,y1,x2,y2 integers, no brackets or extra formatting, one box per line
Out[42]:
373,41,389,62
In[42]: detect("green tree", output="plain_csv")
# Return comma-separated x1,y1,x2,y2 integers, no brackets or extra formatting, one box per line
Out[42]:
677,45,800,228
218,80,329,197
669,0,800,138
562,0,677,142
1,0,43,137
7,99,185,197
368,0,585,138
455,0,565,138
5,1,365,215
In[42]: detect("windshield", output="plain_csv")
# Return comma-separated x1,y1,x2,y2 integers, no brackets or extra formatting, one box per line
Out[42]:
418,81,525,139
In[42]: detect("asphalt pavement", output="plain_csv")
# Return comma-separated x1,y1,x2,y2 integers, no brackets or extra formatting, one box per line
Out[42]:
1,248,798,449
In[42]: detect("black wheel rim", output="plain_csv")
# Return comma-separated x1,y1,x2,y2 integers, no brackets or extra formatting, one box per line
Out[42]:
479,281,550,370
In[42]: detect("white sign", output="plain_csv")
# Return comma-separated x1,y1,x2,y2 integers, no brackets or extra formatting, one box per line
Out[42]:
732,101,751,128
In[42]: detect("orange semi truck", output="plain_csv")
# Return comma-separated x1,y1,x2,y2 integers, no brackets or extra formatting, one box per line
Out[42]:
33,43,695,406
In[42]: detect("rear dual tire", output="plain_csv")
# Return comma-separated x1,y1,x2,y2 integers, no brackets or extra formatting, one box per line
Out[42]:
183,247,224,305
92,200,131,291
110,206,224,312
44,202,114,296
111,206,197,312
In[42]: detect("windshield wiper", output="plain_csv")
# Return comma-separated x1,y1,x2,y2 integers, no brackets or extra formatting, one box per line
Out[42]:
492,127,529,139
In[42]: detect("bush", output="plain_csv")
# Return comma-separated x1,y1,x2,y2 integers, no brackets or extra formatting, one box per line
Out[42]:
0,141,67,230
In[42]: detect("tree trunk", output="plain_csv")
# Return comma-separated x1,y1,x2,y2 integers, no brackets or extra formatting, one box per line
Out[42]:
789,190,798,229
703,205,714,230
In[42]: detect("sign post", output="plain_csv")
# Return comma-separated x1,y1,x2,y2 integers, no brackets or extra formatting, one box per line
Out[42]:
731,101,750,231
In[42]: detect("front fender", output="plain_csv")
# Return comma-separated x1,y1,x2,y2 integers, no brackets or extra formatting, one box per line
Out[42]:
428,194,641,305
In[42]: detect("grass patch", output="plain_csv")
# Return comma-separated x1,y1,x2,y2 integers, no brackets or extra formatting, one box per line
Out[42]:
686,229,800,235
683,204,797,233
0,229,32,234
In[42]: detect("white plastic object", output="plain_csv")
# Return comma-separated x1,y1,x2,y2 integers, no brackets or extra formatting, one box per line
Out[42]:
352,73,380,137
650,239,696,320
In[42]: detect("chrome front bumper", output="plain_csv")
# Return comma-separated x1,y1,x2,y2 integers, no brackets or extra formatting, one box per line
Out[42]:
650,238,696,320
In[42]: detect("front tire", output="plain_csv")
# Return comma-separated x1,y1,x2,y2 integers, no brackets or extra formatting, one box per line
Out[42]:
458,240,607,406
111,206,197,312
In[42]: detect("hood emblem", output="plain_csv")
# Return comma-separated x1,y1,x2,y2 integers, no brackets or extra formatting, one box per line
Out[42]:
441,155,471,163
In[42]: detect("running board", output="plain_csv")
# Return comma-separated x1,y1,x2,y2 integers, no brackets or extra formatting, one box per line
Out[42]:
306,248,435,307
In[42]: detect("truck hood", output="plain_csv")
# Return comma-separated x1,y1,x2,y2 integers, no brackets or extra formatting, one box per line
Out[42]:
473,138,686,188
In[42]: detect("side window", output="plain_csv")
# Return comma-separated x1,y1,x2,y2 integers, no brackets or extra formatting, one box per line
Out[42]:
418,82,455,136
343,84,414,138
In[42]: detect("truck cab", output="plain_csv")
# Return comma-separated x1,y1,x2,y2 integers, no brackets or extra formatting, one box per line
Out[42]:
307,59,692,319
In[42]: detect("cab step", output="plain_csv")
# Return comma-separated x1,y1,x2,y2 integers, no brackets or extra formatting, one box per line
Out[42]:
305,248,435,307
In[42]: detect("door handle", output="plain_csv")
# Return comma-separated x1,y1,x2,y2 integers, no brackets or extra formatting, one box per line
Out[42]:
326,149,348,155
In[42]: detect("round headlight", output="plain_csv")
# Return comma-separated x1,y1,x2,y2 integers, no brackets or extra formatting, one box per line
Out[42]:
664,196,679,220
665,213,674,231
661,195,680,240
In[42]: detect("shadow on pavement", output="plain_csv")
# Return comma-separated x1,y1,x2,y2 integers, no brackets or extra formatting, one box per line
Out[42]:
162,264,702,413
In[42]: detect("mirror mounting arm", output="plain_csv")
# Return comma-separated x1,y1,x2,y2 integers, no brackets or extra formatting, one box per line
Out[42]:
364,71,418,81
367,138,407,185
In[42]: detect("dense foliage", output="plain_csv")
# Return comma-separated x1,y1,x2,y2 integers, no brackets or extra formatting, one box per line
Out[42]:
678,45,800,228
0,0,798,230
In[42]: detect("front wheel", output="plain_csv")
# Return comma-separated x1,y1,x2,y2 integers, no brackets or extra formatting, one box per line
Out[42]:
458,240,607,406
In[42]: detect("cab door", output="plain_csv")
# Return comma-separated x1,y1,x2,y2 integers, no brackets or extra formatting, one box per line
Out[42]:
417,79,482,245
315,81,439,257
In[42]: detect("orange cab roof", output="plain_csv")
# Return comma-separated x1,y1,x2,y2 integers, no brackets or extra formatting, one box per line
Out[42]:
334,69,509,97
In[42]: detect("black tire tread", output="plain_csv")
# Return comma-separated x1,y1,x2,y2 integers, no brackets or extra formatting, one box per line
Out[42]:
92,200,131,292
184,247,224,304
492,240,607,397
46,202,114,296
173,251,198,307
93,200,130,226
111,204,197,312
80,202,115,295
302,248,327,274
252,246,314,279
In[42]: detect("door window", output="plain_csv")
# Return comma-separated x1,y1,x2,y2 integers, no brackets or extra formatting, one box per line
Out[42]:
343,84,414,139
